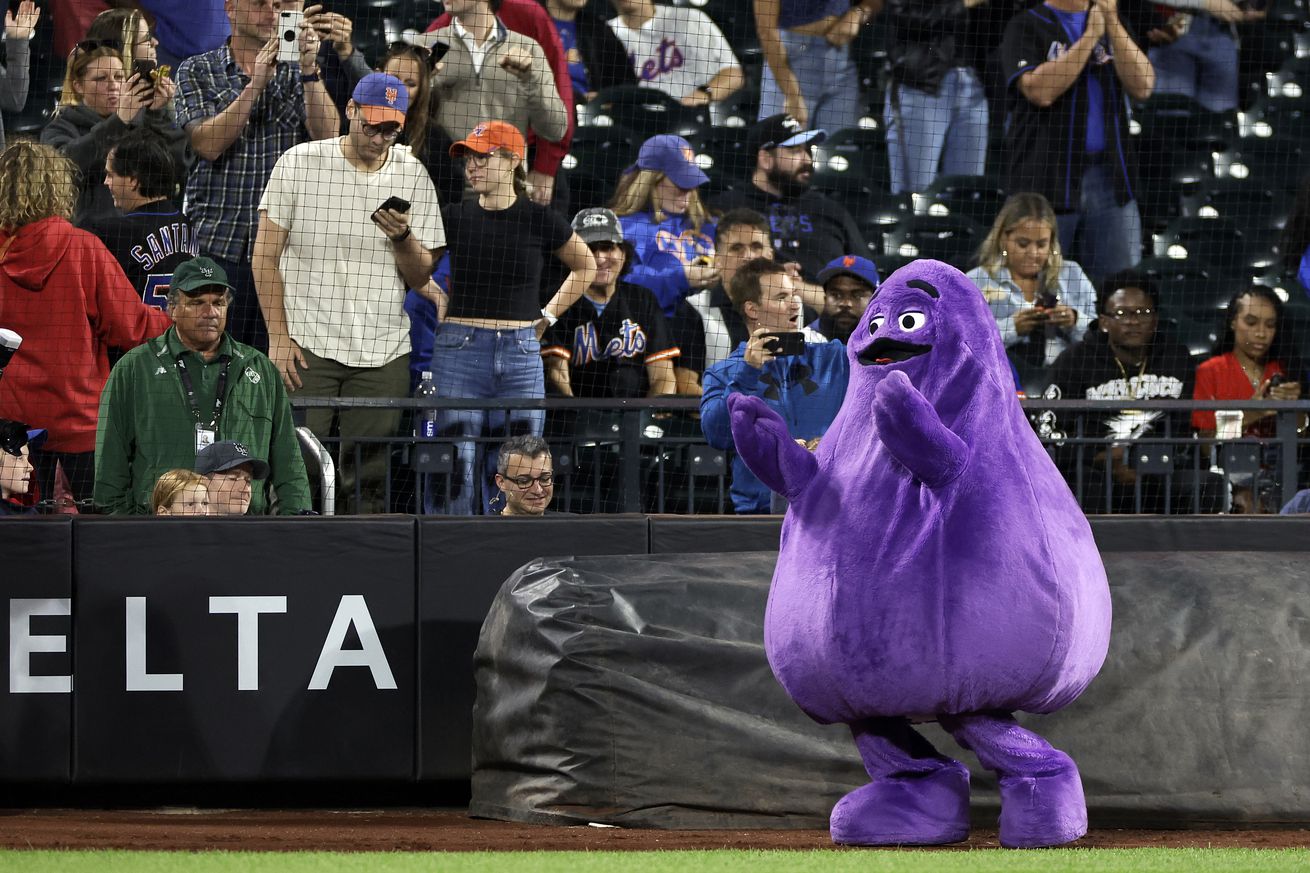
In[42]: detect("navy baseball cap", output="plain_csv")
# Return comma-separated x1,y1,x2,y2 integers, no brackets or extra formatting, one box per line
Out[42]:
817,254,880,291
352,72,408,126
628,134,709,190
0,418,45,457
195,440,270,480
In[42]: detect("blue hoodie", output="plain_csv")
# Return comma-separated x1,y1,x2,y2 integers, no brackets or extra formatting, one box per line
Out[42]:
619,211,716,318
700,339,849,513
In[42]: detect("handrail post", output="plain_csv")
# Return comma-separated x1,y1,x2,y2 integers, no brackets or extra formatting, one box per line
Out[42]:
619,407,642,513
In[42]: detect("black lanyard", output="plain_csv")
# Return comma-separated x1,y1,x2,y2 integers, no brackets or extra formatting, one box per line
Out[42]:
175,353,231,430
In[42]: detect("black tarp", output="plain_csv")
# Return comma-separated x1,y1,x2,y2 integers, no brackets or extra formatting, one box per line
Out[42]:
470,544,1310,827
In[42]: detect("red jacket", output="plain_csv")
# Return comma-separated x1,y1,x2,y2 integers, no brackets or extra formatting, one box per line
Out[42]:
0,217,173,453
428,0,575,178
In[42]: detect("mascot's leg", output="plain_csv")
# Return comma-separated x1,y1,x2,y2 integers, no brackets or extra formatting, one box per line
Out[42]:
939,712,1087,849
830,716,971,846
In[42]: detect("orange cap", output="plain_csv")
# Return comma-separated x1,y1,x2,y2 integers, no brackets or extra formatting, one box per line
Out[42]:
449,120,526,161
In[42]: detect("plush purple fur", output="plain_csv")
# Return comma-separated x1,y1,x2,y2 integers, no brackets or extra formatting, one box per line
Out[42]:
728,260,1111,848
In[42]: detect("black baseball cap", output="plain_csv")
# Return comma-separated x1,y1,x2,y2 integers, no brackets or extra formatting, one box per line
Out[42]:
0,418,45,457
749,113,827,154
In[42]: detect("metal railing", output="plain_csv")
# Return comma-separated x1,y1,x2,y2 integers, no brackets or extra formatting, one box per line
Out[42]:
287,396,1309,516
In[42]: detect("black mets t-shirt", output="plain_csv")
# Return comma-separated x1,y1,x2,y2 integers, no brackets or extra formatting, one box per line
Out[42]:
442,196,574,322
542,282,679,397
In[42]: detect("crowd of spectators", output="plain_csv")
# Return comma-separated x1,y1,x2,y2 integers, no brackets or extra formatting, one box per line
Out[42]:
1,0,1308,518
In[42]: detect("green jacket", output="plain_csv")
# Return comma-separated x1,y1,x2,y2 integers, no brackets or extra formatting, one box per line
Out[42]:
94,328,311,515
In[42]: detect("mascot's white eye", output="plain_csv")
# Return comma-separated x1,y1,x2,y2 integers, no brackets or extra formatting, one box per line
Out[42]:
869,314,885,331
898,311,927,332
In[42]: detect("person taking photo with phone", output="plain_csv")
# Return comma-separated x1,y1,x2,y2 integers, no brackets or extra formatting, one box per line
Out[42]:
967,193,1097,395
252,72,445,514
700,257,849,514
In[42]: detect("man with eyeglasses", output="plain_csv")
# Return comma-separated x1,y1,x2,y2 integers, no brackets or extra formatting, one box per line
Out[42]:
492,435,558,516
810,254,880,344
253,72,445,515
1037,270,1203,513
94,257,311,515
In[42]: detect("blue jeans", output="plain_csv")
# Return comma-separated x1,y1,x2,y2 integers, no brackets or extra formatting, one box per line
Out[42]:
1148,14,1238,113
1055,163,1143,283
425,323,544,515
211,255,267,354
759,30,860,133
885,68,989,194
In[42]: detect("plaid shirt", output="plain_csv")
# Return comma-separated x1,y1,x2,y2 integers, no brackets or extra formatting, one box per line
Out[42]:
176,44,309,263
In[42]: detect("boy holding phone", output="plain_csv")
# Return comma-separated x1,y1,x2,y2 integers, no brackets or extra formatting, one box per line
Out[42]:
699,257,849,514
252,72,446,514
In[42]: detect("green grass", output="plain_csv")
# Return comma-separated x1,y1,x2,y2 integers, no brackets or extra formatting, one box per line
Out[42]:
1,849,1308,873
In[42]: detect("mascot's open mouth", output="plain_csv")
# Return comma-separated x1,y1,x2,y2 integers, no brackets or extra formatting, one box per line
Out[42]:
858,338,931,366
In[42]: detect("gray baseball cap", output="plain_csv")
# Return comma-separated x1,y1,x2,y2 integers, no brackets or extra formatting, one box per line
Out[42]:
571,207,624,245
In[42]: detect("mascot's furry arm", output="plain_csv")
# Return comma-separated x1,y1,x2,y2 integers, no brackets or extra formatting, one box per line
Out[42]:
727,393,818,500
872,370,970,489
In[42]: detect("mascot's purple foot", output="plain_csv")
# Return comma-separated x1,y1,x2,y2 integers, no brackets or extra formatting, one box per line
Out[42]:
997,763,1088,849
830,762,970,846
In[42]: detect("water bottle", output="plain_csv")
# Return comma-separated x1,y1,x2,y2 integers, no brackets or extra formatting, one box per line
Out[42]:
414,371,438,439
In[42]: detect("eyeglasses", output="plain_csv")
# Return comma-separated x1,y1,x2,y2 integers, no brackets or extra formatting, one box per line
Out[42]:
388,41,440,71
1104,308,1155,322
464,151,513,167
502,472,554,489
359,120,402,141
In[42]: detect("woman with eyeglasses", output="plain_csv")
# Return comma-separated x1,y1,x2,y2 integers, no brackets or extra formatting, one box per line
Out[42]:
1038,272,1203,513
376,42,463,208
427,120,595,514
40,18,190,225
966,192,1098,396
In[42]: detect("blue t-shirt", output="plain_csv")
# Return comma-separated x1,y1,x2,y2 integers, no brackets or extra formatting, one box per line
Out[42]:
777,0,848,30
1047,6,1105,155
553,18,591,103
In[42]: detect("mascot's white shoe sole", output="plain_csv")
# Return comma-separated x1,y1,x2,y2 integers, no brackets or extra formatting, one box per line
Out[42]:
829,762,971,846
997,764,1088,849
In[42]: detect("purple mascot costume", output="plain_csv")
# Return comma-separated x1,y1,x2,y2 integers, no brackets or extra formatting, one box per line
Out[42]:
727,260,1111,848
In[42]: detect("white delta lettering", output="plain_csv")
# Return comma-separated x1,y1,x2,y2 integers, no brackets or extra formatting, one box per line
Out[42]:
121,594,396,692
9,599,72,694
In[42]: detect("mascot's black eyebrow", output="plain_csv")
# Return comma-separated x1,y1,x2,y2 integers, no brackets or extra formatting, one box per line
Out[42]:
871,279,940,300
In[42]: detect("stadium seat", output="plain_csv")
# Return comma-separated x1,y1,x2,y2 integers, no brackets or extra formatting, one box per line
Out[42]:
1134,147,1214,231
580,86,708,141
686,126,753,195
1179,178,1290,241
557,126,639,212
1135,257,1234,324
1213,137,1307,195
1154,216,1281,280
812,127,890,195
880,214,984,271
1133,93,1237,153
913,174,1007,229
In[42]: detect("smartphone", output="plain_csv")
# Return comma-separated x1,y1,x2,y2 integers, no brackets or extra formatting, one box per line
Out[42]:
1035,292,1059,309
130,57,156,83
371,196,412,223
1267,374,1287,393
278,9,304,64
762,331,806,357
429,39,451,66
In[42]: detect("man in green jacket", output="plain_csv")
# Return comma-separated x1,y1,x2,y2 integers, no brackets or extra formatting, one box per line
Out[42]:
94,256,312,515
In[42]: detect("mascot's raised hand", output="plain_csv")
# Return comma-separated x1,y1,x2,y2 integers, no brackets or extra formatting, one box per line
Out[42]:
727,393,817,501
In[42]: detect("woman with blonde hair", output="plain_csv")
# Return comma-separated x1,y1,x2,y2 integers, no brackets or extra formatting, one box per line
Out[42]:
0,142,172,510
40,26,189,225
966,192,1097,394
609,134,718,318
84,7,158,73
151,469,210,516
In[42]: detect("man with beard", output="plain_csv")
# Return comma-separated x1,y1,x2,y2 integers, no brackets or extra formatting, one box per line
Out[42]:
710,113,865,287
1037,271,1208,513
809,254,879,344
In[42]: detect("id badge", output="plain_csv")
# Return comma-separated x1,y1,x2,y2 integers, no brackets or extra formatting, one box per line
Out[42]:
195,424,216,452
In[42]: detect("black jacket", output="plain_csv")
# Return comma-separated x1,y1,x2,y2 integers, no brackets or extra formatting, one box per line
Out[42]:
887,0,977,95
574,4,636,97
